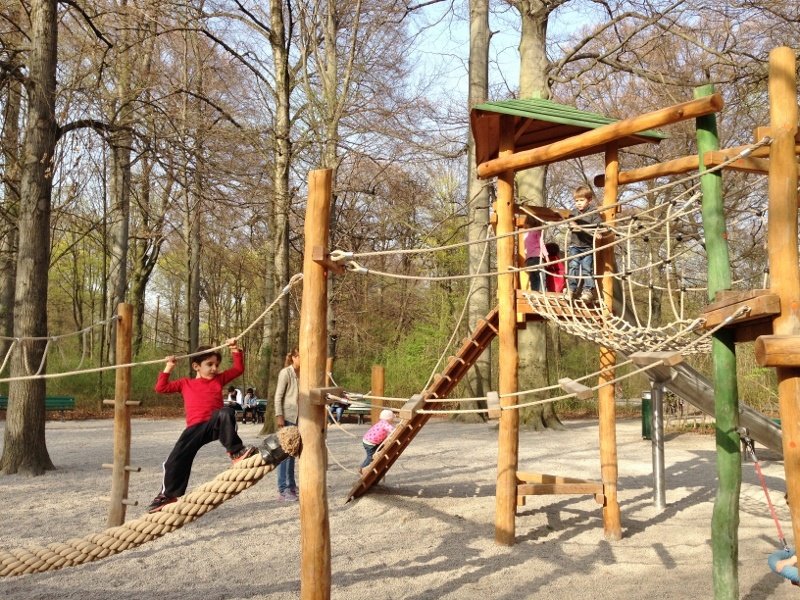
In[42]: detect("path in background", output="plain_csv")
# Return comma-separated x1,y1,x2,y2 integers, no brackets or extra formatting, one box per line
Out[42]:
0,418,793,599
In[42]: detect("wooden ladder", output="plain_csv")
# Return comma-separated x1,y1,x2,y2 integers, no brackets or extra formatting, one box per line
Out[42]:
346,307,499,502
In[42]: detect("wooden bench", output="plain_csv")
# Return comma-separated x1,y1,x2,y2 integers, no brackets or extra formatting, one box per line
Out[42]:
0,396,76,420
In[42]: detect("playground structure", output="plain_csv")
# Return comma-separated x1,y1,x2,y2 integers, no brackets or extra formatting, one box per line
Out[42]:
0,46,796,600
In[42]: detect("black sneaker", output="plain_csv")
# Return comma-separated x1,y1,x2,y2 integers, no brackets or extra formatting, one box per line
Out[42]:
147,493,177,513
229,446,257,465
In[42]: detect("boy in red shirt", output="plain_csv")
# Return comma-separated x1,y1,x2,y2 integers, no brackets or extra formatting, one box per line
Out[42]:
146,339,256,513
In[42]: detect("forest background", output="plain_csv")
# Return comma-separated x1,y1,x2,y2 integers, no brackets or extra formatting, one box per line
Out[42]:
0,0,796,474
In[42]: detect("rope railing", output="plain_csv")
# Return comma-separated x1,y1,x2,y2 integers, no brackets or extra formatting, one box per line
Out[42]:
0,273,304,384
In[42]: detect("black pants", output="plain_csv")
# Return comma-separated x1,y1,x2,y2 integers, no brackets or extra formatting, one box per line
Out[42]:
160,406,245,497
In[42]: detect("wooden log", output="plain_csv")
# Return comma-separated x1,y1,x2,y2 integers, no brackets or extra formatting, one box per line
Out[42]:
598,144,621,541
478,94,723,179
399,394,425,420
298,169,332,600
495,115,520,547
754,126,800,145
701,289,781,329
107,303,133,528
768,46,800,563
755,335,800,367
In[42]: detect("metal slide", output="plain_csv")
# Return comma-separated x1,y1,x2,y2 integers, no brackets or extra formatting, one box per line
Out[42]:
652,361,783,455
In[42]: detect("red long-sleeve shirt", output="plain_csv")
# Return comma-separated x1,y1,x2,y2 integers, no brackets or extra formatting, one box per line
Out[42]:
155,351,244,427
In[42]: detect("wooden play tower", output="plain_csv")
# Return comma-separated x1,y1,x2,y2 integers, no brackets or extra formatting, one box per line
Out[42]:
296,46,798,599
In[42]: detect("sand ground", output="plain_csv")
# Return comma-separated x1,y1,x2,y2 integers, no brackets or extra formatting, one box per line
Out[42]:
0,417,795,599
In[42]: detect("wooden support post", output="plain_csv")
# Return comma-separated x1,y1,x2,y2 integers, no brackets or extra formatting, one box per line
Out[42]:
768,47,800,556
695,83,740,599
107,303,133,527
495,115,519,546
598,144,622,540
477,94,722,178
298,169,332,600
370,365,384,425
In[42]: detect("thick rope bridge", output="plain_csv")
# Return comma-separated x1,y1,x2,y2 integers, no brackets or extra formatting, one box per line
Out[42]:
0,427,301,578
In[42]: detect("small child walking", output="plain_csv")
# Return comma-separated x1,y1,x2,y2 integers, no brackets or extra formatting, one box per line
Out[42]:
146,339,257,513
360,409,396,475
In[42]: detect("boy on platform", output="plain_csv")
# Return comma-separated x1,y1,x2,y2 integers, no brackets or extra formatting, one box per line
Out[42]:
146,339,256,513
566,185,603,303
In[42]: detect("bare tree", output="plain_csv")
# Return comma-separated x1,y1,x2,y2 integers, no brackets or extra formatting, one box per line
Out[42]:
1,0,58,475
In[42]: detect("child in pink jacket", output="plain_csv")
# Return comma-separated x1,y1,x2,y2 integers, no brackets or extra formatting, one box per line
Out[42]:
360,409,395,474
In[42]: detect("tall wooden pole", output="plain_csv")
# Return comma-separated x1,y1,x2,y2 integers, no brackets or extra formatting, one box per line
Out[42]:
298,169,332,600
598,145,621,540
370,365,384,425
495,115,519,546
768,47,800,551
695,83,740,600
107,303,133,527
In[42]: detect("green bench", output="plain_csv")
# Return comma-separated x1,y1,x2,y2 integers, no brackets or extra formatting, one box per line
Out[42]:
0,396,76,420
345,401,372,425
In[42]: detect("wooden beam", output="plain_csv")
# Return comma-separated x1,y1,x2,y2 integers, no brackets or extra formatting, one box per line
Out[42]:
703,152,772,174
558,377,593,400
754,126,800,145
399,394,425,420
630,351,684,368
478,94,723,179
734,321,774,344
594,155,700,187
701,289,781,329
517,482,604,496
755,335,800,367
517,472,591,484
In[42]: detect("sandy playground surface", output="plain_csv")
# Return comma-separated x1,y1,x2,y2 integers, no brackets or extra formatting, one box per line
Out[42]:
0,416,796,599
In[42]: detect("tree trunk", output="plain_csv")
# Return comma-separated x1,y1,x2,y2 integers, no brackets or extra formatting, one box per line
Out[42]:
515,0,563,430
0,0,57,476
0,73,21,358
464,0,492,419
262,0,293,430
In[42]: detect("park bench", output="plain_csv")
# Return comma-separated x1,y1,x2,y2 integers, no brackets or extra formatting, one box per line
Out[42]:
0,396,76,420
345,401,372,424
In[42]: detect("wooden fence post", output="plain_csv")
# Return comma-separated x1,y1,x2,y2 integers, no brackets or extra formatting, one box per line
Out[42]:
107,303,133,527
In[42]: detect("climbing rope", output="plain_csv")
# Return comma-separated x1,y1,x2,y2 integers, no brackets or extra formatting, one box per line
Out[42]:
0,427,301,578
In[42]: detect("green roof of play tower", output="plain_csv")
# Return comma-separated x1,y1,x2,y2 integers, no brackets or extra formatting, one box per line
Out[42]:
470,97,667,167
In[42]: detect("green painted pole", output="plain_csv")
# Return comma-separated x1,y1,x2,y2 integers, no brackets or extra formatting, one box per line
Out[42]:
695,84,740,600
